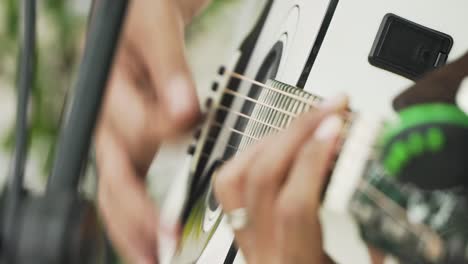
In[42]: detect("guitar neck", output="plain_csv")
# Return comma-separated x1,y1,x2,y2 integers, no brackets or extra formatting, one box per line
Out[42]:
204,77,468,263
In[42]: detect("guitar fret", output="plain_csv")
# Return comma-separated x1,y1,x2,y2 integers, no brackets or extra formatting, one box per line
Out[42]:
286,86,297,127
217,79,339,160
281,85,292,128
276,91,287,128
249,89,265,146
255,88,267,141
224,89,297,117
265,88,278,136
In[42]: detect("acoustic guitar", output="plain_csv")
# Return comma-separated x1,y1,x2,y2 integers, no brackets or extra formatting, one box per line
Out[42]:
158,1,468,263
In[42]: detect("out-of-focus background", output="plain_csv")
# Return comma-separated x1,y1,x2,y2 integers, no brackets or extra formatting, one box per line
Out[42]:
0,0,258,262
0,0,257,198
0,0,92,193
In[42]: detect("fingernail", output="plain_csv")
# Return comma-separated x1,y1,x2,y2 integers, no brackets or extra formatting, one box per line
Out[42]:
166,75,197,118
314,115,343,141
320,94,348,111
456,77,468,115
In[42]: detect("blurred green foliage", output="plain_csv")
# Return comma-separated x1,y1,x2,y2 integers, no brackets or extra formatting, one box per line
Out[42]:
0,0,228,174
0,1,88,173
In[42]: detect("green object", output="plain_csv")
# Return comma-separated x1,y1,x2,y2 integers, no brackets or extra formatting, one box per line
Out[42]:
384,104,468,142
384,141,408,176
382,104,468,176
426,127,445,152
407,132,424,155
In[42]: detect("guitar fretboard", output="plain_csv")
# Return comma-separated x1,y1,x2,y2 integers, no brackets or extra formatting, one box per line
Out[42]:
182,75,464,264
238,79,324,150
214,78,457,263
219,79,373,214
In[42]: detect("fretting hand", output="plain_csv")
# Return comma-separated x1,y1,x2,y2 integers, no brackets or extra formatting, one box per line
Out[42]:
214,96,347,264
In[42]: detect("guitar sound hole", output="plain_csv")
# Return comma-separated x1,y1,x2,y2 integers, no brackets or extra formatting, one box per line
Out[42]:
202,161,222,212
223,41,283,161
203,42,285,213
208,188,218,211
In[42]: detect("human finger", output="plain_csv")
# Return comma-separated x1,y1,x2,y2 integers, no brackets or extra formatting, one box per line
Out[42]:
214,139,270,259
276,114,343,263
245,95,348,260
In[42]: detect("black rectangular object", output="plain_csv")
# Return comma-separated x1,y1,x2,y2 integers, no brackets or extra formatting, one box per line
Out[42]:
369,13,453,80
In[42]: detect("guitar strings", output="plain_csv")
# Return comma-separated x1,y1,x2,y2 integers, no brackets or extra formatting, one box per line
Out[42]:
196,69,361,157
226,71,356,118
223,89,299,118
217,105,283,131
212,70,355,141
228,71,324,107
211,121,260,141
356,181,440,239
201,69,355,155
210,99,352,147
197,72,442,243
221,87,312,135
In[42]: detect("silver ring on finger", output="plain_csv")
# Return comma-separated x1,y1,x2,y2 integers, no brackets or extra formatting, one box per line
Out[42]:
225,208,249,231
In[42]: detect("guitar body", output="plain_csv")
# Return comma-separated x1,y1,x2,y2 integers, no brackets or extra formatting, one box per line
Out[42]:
164,1,468,263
